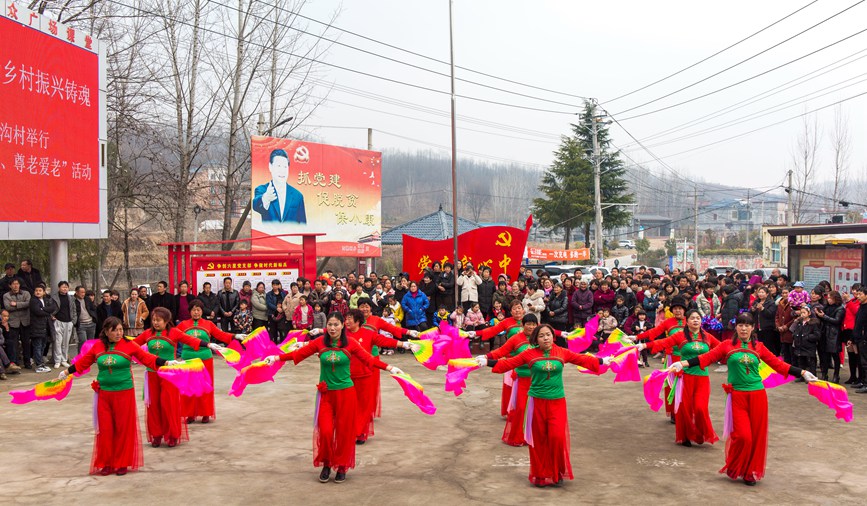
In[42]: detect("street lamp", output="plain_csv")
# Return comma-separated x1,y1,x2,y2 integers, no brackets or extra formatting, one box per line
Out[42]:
193,204,203,250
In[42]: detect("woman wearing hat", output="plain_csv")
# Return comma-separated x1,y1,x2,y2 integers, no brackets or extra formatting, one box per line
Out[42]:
633,296,688,421
668,313,819,485
176,299,245,423
791,303,820,379
637,309,720,447
470,300,526,416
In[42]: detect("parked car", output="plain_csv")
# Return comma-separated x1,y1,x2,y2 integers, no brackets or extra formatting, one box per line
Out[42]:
618,240,635,249
579,266,610,282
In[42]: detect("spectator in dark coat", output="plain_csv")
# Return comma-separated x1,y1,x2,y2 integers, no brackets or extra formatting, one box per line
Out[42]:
95,290,122,333
197,282,220,324
545,283,569,331
570,280,595,327
147,281,176,322
17,259,43,295
751,285,779,355
815,291,844,383
477,268,496,318
436,263,456,311
593,281,616,313
791,305,820,379
0,263,17,304
218,277,240,332
419,271,438,325
29,284,57,372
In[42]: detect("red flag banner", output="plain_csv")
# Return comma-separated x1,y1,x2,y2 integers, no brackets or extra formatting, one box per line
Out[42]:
402,217,531,281
527,247,590,262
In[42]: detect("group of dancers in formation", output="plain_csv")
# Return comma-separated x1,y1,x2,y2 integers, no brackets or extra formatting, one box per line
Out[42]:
44,295,823,487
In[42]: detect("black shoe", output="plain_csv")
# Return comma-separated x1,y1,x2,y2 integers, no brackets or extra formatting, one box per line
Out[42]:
670,415,676,425
855,387,867,394
743,478,756,486
844,378,855,384
334,471,346,483
851,383,864,389
832,375,840,384
682,440,692,447
355,438,365,445
319,467,331,483
821,373,829,381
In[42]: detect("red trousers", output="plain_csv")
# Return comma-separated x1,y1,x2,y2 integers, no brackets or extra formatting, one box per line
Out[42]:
501,372,515,417
527,397,572,486
675,374,718,445
145,371,188,444
314,387,358,470
373,369,382,419
723,389,769,482
91,389,143,474
353,374,376,441
181,358,215,419
502,376,529,446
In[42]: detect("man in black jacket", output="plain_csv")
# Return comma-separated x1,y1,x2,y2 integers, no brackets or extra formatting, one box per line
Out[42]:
477,267,495,318
0,263,17,304
308,279,331,310
17,259,43,295
852,290,867,392
218,277,240,332
197,282,220,324
95,290,122,332
148,281,176,322
437,263,456,311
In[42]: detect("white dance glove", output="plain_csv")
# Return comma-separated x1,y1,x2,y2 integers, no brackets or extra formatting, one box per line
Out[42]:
407,330,420,338
802,371,819,383
636,343,646,352
233,333,246,341
466,331,476,338
264,355,280,366
208,343,222,351
475,355,487,367
58,370,68,381
408,342,421,354
401,341,412,350
165,360,182,367
389,366,405,376
668,361,685,373
622,335,636,345
308,329,322,336
601,356,613,366
288,342,305,352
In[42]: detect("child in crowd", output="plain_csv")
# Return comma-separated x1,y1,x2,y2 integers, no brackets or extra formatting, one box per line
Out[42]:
312,302,326,333
449,305,465,329
387,295,404,327
292,295,313,331
434,305,450,326
232,299,253,335
788,281,810,309
630,309,650,367
611,295,630,329
487,310,506,350
380,306,397,355
595,308,618,352
463,303,485,332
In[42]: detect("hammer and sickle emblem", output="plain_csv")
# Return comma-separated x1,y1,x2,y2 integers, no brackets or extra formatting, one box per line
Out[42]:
207,262,215,270
495,231,512,247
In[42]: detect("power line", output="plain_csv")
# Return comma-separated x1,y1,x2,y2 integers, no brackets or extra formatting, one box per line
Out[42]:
614,26,867,121
605,0,821,104
610,0,865,116
106,0,579,115
620,46,867,148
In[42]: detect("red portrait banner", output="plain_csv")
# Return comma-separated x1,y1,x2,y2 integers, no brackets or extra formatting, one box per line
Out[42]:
402,217,532,281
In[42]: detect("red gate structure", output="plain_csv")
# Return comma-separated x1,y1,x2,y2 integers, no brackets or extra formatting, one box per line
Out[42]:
162,233,323,294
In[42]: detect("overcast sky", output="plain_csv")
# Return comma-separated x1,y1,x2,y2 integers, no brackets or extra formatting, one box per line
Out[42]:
295,0,866,191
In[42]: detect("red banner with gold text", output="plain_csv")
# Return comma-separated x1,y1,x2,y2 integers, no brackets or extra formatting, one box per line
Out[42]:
402,217,531,281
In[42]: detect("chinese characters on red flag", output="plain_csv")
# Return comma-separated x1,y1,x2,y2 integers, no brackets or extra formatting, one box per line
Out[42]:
402,217,532,281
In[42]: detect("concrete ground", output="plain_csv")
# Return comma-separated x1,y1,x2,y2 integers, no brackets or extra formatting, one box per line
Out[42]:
1,352,865,505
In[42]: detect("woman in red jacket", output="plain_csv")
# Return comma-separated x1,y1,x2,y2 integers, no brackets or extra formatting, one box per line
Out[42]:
58,317,177,475
470,301,525,416
176,299,244,423
668,313,819,485
637,309,720,446
265,312,404,483
478,324,608,487
343,309,415,444
134,307,217,447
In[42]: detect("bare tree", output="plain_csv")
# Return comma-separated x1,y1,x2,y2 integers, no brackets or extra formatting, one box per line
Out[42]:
791,113,821,224
829,105,851,214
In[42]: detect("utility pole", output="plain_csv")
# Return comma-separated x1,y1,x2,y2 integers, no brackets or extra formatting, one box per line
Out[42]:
591,99,603,266
448,0,459,309
367,128,373,151
786,169,794,226
693,185,699,271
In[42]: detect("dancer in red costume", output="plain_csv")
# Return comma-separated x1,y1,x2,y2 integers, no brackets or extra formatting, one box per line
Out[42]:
175,299,244,423
344,309,418,444
265,312,404,484
355,300,420,420
669,313,819,485
134,307,219,447
634,296,688,422
637,309,720,446
478,324,609,487
59,317,178,476
470,300,525,416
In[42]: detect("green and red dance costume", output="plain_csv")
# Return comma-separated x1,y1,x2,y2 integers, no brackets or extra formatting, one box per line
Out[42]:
490,346,602,486
361,316,408,419
637,317,685,416
347,326,401,442
477,317,521,416
176,318,234,421
487,331,535,446
689,340,803,483
646,329,721,445
66,338,166,475
134,328,203,446
280,336,390,473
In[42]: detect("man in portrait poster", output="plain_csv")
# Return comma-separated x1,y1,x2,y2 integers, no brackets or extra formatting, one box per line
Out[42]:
253,149,307,224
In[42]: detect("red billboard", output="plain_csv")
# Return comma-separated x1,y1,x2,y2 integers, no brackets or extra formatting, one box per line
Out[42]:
250,137,382,257
0,8,100,223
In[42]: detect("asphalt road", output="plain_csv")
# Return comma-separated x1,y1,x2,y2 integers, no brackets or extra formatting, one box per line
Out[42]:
1,353,865,505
